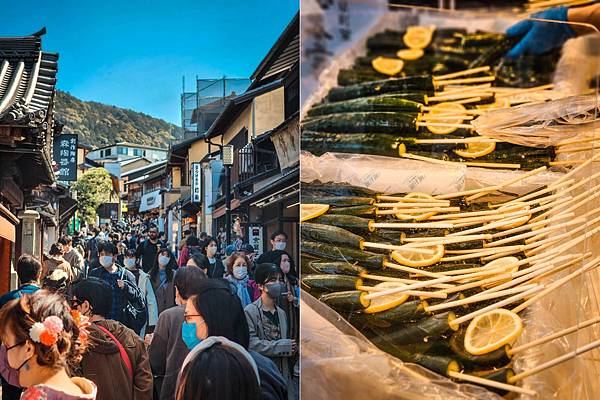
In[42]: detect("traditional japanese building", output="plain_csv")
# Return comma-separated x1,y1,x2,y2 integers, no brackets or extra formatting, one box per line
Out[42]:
0,28,61,292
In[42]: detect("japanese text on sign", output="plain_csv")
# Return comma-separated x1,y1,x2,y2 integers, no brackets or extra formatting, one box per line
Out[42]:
53,134,78,181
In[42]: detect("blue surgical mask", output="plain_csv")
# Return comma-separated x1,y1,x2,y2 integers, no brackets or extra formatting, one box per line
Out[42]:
181,322,202,350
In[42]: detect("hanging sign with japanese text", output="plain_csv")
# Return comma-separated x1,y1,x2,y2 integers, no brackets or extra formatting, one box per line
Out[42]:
53,134,78,181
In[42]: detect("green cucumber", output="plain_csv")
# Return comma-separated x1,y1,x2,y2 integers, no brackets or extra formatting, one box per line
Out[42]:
301,223,365,248
449,329,512,369
301,274,362,293
301,196,374,207
319,290,370,312
301,112,418,134
312,214,374,233
301,132,401,157
456,32,505,47
327,76,434,102
350,299,431,328
307,95,423,117
301,241,385,270
469,37,518,69
302,182,378,198
328,204,376,217
371,311,458,345
308,261,367,276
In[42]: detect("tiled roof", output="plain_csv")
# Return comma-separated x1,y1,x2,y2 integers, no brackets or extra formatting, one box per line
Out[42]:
0,28,58,126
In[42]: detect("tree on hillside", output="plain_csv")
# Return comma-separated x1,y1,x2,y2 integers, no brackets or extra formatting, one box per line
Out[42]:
73,168,113,225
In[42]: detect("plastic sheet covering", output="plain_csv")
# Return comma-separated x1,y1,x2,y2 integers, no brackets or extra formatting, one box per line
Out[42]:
471,94,600,147
554,34,600,96
301,151,563,198
300,292,504,400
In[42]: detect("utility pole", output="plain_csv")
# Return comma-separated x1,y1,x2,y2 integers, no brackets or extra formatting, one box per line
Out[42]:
225,163,231,245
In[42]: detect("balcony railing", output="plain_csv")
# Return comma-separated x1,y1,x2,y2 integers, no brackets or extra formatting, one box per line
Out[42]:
236,143,278,184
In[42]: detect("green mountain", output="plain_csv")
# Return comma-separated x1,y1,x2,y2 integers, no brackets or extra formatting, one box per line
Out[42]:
54,90,183,149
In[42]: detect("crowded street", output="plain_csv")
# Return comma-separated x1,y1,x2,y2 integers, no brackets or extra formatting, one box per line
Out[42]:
0,2,299,399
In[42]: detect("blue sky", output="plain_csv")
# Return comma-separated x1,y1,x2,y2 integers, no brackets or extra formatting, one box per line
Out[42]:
0,0,298,125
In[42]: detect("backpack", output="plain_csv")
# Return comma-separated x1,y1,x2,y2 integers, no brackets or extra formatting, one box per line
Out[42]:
119,268,148,334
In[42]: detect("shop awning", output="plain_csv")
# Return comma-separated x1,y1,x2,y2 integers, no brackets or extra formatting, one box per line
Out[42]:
0,204,19,242
139,189,162,212
59,196,78,226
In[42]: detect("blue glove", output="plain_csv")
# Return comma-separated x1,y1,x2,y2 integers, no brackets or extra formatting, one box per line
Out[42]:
506,6,576,58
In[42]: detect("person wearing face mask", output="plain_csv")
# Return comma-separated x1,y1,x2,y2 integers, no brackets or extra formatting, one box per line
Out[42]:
135,227,164,273
123,250,158,338
71,278,153,400
148,266,206,400
224,252,260,308
244,263,296,399
0,291,96,399
183,279,288,400
89,242,145,331
149,248,177,315
256,231,288,265
198,236,225,279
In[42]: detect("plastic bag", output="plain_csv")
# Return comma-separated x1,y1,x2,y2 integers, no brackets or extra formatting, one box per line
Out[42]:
472,94,600,147
301,293,505,400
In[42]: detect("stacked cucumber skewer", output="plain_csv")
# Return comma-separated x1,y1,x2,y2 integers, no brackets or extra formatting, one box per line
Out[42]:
302,26,561,170
301,160,600,396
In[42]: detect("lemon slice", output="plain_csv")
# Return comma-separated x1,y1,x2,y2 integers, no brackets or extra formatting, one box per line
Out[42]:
464,309,523,355
396,48,424,61
395,192,438,221
454,142,496,159
480,256,520,289
426,102,467,135
403,26,434,49
496,202,531,230
364,282,409,314
391,244,444,267
301,204,329,222
372,56,404,76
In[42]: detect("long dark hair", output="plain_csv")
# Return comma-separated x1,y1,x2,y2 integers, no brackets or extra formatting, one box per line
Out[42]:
176,344,260,400
189,279,249,349
262,250,297,283
200,236,218,256
149,247,176,282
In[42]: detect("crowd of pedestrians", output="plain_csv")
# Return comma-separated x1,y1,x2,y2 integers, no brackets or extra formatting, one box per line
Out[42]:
0,224,299,400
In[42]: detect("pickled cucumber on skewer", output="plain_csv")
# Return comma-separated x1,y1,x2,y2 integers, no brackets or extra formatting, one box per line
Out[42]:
301,223,365,249
350,299,431,329
302,112,419,134
301,132,401,158
312,214,374,233
370,312,459,346
301,274,362,293
319,290,370,312
300,241,385,269
328,204,377,217
449,329,512,369
308,261,367,277
306,95,424,117
327,75,435,102
301,195,374,207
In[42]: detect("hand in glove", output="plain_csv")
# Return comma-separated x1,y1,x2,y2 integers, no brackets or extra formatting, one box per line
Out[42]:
506,6,576,58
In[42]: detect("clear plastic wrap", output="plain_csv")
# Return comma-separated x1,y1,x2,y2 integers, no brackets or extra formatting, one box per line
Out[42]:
472,94,600,147
301,293,505,400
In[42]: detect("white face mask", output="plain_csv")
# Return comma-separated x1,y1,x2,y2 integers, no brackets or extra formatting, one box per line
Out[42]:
233,266,248,280
274,242,286,251
99,256,113,268
281,260,291,274
124,258,136,269
158,255,170,266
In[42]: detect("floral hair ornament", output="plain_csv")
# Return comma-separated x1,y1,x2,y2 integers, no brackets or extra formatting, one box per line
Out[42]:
70,309,90,342
29,316,63,346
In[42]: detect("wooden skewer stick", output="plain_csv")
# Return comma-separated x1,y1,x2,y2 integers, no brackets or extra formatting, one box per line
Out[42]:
375,207,460,215
441,246,524,262
421,106,490,115
553,152,600,186
432,66,491,81
383,260,446,279
556,143,600,154
414,137,500,144
455,96,484,105
447,214,532,237
495,83,554,98
402,234,491,248
427,92,493,102
462,161,521,169
416,121,473,129
448,371,536,396
449,285,544,327
375,195,449,204
369,221,454,229
466,166,548,202
509,336,600,384
509,316,600,356
491,178,576,209
426,284,538,312
512,256,600,314
361,241,436,255
375,202,455,208
358,273,454,289
356,286,447,299
490,212,575,239
485,218,586,248
556,136,599,147
399,152,455,166
434,83,492,96
435,75,496,86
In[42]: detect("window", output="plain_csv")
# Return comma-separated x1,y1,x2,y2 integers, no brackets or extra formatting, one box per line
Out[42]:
133,149,143,157
105,148,112,156
118,147,127,155
100,150,104,157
